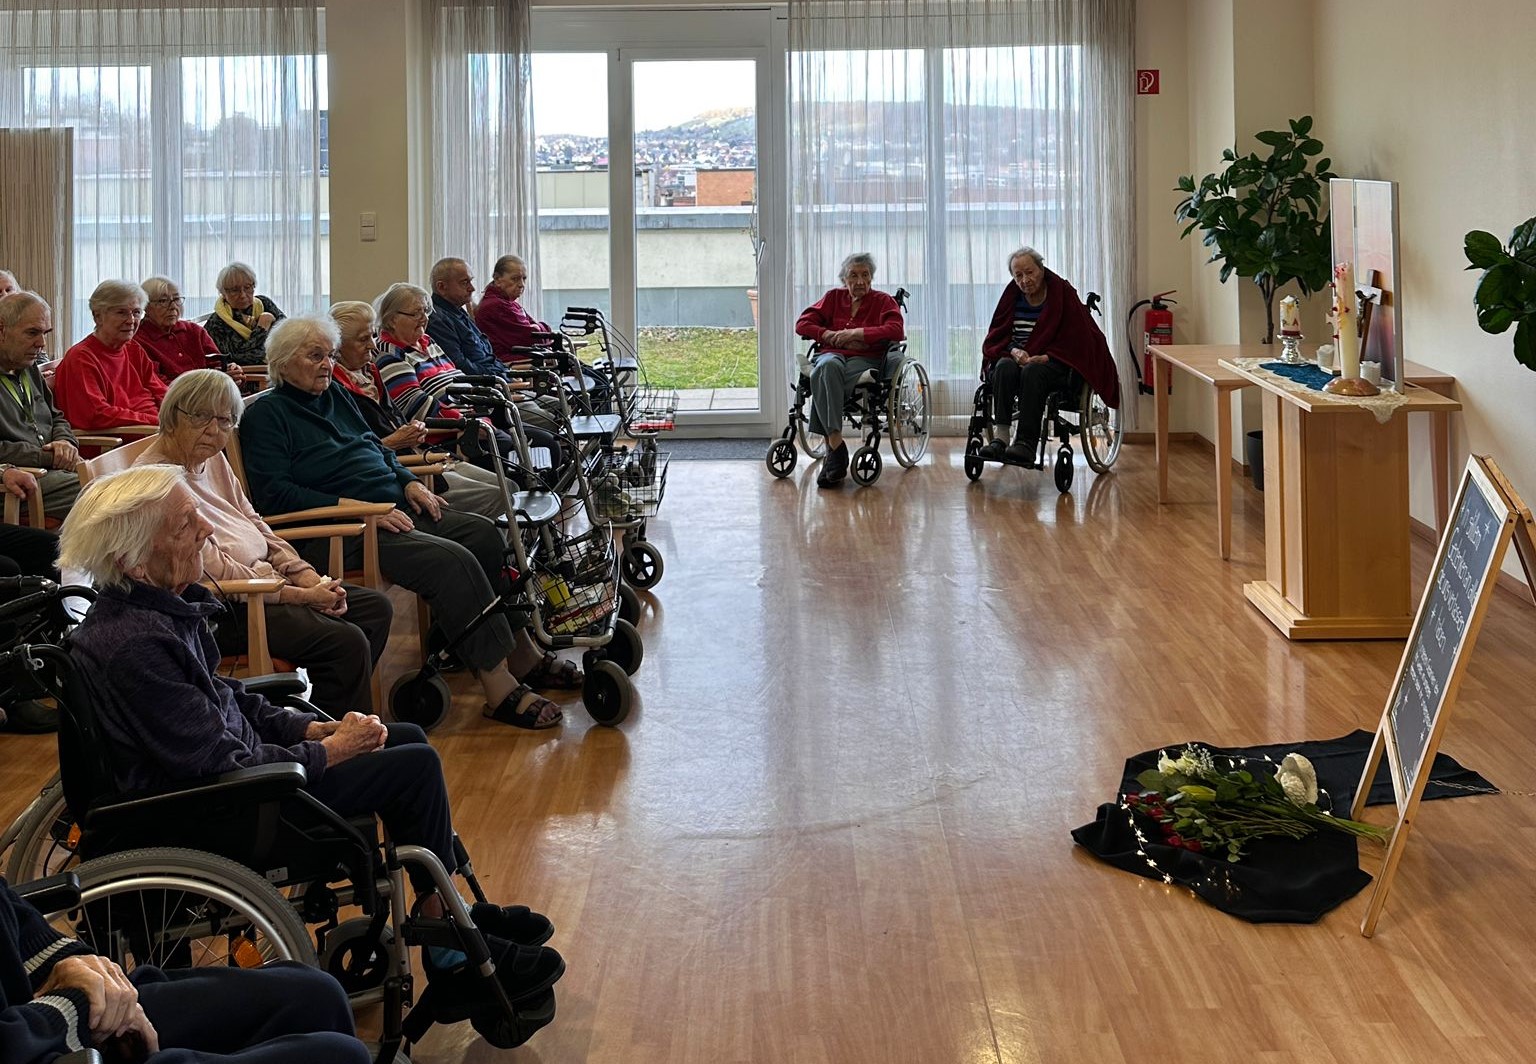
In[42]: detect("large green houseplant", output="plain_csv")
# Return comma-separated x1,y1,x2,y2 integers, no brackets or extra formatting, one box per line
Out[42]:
1175,116,1338,343
1463,218,1536,371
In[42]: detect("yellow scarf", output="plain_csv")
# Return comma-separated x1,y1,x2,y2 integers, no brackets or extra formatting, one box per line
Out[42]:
214,296,266,340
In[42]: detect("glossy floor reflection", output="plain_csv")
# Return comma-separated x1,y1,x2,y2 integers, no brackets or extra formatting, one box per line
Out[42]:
5,437,1536,1063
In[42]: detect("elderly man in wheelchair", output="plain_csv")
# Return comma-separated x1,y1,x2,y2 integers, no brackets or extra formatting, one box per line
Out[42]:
32,464,566,1056
766,252,931,487
965,246,1123,492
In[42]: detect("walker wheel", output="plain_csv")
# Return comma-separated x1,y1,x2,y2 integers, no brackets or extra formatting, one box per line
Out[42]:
389,670,451,732
583,660,633,726
963,437,984,481
765,438,797,478
605,617,644,676
1054,446,1075,495
319,917,393,995
616,582,642,626
850,445,882,486
621,540,664,590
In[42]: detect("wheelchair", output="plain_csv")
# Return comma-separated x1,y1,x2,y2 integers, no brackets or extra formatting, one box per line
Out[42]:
765,288,931,486
961,294,1124,494
0,630,561,1059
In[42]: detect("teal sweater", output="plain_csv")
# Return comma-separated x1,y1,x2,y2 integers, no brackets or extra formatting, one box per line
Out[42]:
239,381,417,514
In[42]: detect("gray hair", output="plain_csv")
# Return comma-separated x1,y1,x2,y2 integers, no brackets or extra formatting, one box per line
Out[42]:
217,261,257,293
265,314,340,388
838,252,876,282
491,254,525,279
159,368,243,434
0,269,17,293
429,257,468,288
329,299,376,340
140,275,179,302
374,282,431,334
58,464,188,589
1008,246,1045,271
0,291,49,329
88,280,147,319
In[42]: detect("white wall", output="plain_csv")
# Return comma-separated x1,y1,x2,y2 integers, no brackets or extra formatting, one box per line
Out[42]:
1315,0,1536,579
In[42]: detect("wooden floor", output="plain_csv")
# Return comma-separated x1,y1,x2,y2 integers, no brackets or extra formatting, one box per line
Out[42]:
5,437,1536,1063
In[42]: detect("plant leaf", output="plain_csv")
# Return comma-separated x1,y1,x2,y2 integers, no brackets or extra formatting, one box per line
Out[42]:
1255,129,1290,147
1295,115,1313,135
1515,318,1536,372
1464,230,1507,269
1509,217,1536,254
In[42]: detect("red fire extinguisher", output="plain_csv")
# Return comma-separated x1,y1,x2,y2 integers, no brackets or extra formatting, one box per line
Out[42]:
1126,290,1177,394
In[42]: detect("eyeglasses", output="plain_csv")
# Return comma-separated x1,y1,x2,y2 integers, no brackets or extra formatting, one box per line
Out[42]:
298,348,339,366
397,309,430,322
150,296,185,307
178,408,235,431
105,307,144,320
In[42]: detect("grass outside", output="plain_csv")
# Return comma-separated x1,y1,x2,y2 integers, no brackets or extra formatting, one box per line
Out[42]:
637,327,759,390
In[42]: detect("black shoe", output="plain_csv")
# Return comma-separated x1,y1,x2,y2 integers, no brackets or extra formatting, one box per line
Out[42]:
816,442,849,488
978,439,1006,461
1004,440,1037,466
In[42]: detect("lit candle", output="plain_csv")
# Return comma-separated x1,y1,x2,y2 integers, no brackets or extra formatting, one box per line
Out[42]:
1333,262,1360,379
1279,295,1301,337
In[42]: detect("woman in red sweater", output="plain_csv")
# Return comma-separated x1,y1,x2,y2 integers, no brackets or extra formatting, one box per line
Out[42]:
136,275,246,386
54,279,168,430
793,252,905,488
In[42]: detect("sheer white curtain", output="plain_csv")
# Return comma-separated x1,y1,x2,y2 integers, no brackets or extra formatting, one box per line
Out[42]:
0,0,327,341
787,0,1135,429
422,0,540,306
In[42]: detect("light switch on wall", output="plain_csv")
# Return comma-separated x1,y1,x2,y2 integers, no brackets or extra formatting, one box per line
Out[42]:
360,211,377,242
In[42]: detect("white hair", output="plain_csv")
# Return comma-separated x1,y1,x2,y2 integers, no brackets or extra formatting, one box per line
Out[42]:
217,262,257,293
0,269,17,294
140,275,180,302
88,279,147,318
159,369,243,434
838,252,876,282
265,314,339,388
58,464,188,589
373,282,431,334
1008,246,1045,271
329,299,376,339
0,291,49,330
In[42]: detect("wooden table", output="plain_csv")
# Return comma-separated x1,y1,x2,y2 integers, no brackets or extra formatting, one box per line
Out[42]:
1220,359,1462,640
1150,344,1458,559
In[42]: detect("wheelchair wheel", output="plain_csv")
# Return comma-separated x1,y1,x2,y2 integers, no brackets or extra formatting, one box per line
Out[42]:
850,445,883,486
390,670,452,732
320,916,394,995
795,422,828,461
4,777,78,883
621,540,664,590
963,437,985,482
1080,384,1123,473
53,847,317,972
583,660,633,726
616,582,642,626
1054,446,1075,494
887,360,931,467
765,437,797,478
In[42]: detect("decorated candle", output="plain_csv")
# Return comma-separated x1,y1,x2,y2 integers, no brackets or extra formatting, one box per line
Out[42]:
1333,261,1360,379
1279,295,1301,337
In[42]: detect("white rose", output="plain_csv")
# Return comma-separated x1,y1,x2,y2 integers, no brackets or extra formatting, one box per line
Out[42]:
1276,753,1318,806
1157,754,1178,775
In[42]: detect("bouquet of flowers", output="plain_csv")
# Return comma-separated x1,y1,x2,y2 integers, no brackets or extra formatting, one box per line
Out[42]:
1123,746,1388,863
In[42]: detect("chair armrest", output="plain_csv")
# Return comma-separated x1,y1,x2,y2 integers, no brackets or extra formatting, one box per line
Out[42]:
243,673,309,698
201,577,285,596
97,424,158,438
74,435,126,448
264,502,396,524
1,470,47,528
13,872,82,911
407,463,446,477
84,763,309,831
272,522,365,541
400,451,453,466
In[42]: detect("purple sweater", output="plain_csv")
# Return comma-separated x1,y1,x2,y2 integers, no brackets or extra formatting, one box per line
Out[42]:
68,581,325,796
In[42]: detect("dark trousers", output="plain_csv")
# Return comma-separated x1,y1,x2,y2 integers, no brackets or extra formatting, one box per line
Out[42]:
0,524,59,580
134,960,370,1063
309,722,455,891
991,357,1072,444
212,586,393,714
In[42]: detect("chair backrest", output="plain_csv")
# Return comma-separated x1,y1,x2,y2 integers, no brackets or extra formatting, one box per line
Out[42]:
52,643,121,821
78,433,159,486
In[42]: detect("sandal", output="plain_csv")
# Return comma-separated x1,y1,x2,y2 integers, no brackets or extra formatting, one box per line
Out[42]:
484,685,563,730
522,652,583,690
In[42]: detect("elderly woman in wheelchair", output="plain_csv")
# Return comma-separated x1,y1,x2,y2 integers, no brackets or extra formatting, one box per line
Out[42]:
967,246,1123,491
54,465,565,1049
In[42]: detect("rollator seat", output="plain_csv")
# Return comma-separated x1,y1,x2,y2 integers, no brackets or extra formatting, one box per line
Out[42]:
569,413,622,439
510,491,562,526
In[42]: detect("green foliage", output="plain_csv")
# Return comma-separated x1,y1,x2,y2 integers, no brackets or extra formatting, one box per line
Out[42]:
1462,218,1536,372
637,327,759,390
1174,115,1338,342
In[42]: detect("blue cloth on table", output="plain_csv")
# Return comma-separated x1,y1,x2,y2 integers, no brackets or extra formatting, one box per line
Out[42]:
1260,361,1335,391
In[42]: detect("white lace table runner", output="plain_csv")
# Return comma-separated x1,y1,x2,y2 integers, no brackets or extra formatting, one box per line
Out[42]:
1229,357,1412,424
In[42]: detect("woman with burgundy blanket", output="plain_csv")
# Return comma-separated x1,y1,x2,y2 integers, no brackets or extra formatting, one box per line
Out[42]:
980,247,1120,464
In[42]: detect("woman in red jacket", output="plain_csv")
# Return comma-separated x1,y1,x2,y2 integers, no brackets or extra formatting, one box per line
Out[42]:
979,247,1120,465
53,279,168,431
793,252,905,488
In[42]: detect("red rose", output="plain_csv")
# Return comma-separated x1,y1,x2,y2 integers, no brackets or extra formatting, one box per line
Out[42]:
1167,834,1184,847
1184,839,1203,852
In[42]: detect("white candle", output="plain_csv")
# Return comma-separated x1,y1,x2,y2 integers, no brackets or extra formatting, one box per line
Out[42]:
1333,262,1360,379
1279,295,1301,336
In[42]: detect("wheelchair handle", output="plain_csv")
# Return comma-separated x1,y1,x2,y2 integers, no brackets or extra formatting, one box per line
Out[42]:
422,417,464,431
0,575,54,592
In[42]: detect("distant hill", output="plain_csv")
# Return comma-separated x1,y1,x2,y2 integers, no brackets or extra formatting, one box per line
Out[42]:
639,107,755,141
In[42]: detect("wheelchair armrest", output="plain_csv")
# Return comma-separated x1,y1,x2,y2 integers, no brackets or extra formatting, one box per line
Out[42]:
84,764,310,832
55,1051,103,1064
458,374,506,387
13,872,82,912
243,673,309,699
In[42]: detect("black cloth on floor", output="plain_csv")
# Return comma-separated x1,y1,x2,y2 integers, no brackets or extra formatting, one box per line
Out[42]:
1070,730,1495,924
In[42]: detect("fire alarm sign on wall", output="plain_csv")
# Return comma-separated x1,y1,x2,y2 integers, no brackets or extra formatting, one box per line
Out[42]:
1137,69,1160,95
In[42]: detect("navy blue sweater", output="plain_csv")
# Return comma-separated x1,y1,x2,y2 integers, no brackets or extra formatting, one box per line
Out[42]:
1,878,95,1061
428,293,508,380
69,582,324,796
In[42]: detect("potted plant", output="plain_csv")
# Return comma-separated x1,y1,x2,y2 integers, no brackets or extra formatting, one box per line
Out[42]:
1463,218,1536,370
1175,116,1338,343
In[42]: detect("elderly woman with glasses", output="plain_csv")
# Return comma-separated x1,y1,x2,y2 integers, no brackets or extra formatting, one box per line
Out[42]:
54,279,168,431
130,369,393,713
136,275,246,386
206,261,286,365
239,314,580,729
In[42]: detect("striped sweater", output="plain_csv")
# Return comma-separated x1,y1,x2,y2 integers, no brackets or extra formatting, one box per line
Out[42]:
1,878,95,1060
373,334,465,424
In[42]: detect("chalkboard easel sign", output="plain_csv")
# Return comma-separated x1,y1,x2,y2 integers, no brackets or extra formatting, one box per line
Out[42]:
1350,455,1535,937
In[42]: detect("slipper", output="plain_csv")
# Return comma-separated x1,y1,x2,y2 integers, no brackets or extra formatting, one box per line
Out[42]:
423,935,565,1005
471,988,557,1050
484,685,563,730
522,652,583,690
472,902,555,947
